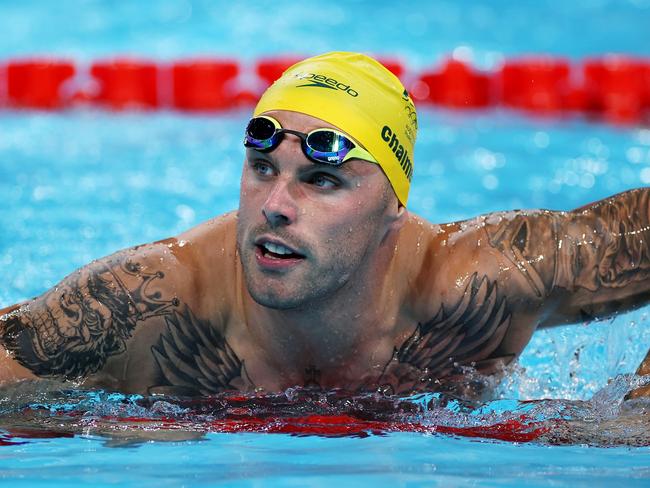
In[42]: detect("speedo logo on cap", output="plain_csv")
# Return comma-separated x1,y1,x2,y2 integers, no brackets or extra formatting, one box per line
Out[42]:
381,126,413,181
294,72,359,97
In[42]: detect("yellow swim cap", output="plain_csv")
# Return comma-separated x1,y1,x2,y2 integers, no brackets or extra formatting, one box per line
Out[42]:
253,52,417,205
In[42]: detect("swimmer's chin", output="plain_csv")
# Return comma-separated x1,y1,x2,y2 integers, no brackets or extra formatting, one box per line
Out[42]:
245,279,339,311
247,290,309,310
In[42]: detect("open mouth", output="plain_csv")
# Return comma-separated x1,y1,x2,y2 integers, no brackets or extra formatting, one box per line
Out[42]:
256,241,305,261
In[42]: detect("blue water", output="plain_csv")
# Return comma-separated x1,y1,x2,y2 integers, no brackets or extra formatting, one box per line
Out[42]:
1,0,650,65
2,432,650,487
1,0,650,486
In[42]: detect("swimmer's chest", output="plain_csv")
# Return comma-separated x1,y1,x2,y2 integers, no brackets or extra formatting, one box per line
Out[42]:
88,297,532,396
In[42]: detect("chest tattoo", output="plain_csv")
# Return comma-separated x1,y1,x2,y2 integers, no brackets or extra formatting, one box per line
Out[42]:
378,273,514,395
150,307,254,396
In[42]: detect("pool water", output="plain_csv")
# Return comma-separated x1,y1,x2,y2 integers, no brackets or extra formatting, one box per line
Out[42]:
1,0,650,486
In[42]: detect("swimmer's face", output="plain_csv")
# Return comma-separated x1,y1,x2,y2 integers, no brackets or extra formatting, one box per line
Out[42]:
236,110,405,310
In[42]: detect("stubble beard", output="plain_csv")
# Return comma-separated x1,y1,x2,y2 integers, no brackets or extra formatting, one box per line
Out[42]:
236,224,364,312
239,247,356,311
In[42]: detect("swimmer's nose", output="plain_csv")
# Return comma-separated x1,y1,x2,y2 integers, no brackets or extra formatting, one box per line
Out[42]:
262,180,298,227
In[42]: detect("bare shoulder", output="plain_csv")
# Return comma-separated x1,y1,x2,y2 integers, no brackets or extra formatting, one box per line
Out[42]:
172,211,240,317
175,210,238,246
398,212,496,313
0,212,245,393
393,211,550,368
381,212,525,395
400,209,560,307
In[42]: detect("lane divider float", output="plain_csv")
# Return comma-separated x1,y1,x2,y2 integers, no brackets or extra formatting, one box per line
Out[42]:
0,54,648,125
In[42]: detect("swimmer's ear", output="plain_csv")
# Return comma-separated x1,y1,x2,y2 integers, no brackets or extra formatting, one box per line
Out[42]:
385,200,408,234
395,202,407,227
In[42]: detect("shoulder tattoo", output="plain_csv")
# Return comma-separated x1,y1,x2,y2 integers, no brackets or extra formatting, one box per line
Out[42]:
484,190,650,295
485,212,558,297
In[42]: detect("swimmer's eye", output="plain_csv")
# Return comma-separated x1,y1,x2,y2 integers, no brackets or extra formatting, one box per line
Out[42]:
309,173,340,189
251,160,275,177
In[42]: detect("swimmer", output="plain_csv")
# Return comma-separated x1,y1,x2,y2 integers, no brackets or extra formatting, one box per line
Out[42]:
1,52,649,399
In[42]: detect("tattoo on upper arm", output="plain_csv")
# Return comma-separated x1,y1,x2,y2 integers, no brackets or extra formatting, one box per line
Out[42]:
0,259,177,379
379,273,513,395
150,307,254,396
484,189,650,297
485,212,558,298
561,190,650,291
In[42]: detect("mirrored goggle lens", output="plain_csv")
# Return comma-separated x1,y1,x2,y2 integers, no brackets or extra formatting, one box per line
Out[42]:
306,130,354,164
245,117,278,149
307,130,354,152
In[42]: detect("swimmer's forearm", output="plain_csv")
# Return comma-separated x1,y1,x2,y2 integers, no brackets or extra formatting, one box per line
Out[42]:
561,188,650,291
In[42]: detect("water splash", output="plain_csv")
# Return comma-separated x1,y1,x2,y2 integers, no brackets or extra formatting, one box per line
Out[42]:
0,377,647,447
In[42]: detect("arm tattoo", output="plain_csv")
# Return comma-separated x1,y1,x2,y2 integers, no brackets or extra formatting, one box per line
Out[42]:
150,307,254,396
485,211,558,298
379,273,513,395
486,189,650,295
1,259,177,379
559,189,650,291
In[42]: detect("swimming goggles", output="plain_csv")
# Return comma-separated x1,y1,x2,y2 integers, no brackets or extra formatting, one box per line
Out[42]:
243,115,377,166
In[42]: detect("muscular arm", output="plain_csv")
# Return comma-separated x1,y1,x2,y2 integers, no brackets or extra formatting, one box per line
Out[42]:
0,246,182,382
483,187,650,397
385,188,650,397
484,187,650,325
0,215,254,396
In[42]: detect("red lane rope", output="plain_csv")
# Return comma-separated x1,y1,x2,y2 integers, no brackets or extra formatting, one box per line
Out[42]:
0,413,553,443
1,54,649,125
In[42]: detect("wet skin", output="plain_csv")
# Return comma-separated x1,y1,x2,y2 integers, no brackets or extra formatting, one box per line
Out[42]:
1,110,650,399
